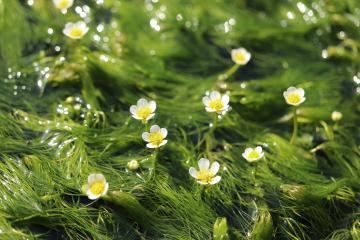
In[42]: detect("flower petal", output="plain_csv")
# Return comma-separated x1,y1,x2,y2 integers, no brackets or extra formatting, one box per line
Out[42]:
86,185,101,200
197,180,208,185
145,113,155,121
158,140,168,147
283,91,288,98
209,176,221,185
189,167,198,179
160,128,168,138
209,161,220,175
296,88,305,97
198,158,210,170
222,95,230,105
244,52,251,62
205,107,216,112
148,100,156,112
244,148,253,155
88,173,97,183
299,97,306,104
202,96,210,106
130,105,138,115
102,182,109,196
64,22,74,29
142,132,150,141
150,125,160,133
210,91,221,100
87,191,100,200
286,86,297,93
137,98,148,107
146,143,158,148
95,173,105,182
255,146,262,154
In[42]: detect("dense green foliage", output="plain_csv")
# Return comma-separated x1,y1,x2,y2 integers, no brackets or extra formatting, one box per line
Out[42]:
0,0,359,239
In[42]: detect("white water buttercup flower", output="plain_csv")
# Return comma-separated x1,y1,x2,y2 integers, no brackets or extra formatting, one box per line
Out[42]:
242,146,264,162
283,87,306,106
85,173,109,200
331,111,343,122
231,48,251,65
202,91,229,114
53,0,74,10
142,125,168,148
189,158,221,185
63,21,89,39
130,98,156,123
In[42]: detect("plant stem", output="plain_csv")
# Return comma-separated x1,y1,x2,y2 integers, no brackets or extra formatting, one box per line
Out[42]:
290,107,298,144
205,114,218,155
218,64,240,81
149,148,159,179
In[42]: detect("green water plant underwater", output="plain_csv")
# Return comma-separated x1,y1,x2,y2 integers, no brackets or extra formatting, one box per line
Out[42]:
0,0,359,239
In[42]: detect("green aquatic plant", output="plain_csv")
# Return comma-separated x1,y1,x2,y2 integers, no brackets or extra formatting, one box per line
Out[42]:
0,0,359,239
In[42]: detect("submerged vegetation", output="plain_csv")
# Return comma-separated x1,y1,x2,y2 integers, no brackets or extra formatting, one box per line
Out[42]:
0,0,359,239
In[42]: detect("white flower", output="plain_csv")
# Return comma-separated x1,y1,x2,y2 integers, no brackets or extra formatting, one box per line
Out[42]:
53,0,74,10
130,98,156,123
283,87,306,106
85,173,109,200
142,125,168,148
189,158,221,185
202,91,230,113
63,21,89,39
331,111,343,122
127,160,140,171
231,48,251,65
242,146,264,162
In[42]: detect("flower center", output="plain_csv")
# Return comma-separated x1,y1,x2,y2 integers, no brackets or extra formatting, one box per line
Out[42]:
234,52,246,63
248,150,260,159
89,181,105,196
137,107,152,122
197,170,214,184
149,132,164,146
286,93,301,104
58,0,71,9
69,27,84,38
209,99,224,112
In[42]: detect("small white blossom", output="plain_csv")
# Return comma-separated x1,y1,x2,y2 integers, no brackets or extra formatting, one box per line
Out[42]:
127,160,140,171
130,98,156,123
189,158,221,185
53,0,74,10
242,146,264,162
63,21,89,39
331,111,343,122
202,91,229,114
283,87,306,106
231,48,251,65
85,173,109,200
142,125,168,148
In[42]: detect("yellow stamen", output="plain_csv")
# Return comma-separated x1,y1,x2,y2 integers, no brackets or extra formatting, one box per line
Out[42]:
286,93,301,104
248,150,260,159
58,0,71,9
89,181,105,195
208,99,224,112
196,170,214,184
149,132,164,146
136,107,152,122
234,52,246,63
69,27,84,38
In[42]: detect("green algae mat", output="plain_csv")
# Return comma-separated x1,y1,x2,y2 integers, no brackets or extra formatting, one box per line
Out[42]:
0,0,359,239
